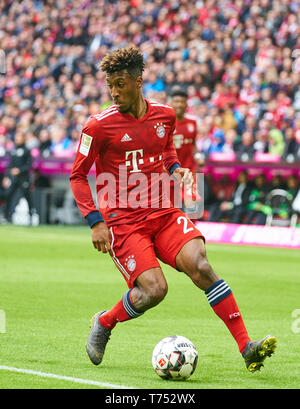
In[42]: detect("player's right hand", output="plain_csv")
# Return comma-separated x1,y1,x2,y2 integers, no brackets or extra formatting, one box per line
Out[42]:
91,222,112,255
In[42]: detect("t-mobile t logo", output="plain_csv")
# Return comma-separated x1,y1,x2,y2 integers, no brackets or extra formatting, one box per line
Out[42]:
125,149,144,173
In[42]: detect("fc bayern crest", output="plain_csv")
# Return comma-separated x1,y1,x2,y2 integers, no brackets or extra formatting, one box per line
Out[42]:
154,122,166,138
125,255,136,272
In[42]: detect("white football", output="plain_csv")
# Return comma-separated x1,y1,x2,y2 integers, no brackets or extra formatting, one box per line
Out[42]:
152,335,198,380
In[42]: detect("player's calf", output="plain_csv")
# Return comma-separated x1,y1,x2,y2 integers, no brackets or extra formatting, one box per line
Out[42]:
176,237,220,291
97,269,167,333
176,238,251,353
188,257,219,291
132,269,168,311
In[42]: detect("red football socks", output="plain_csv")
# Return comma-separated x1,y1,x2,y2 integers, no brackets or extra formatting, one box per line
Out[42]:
205,280,250,353
99,289,144,330
100,281,250,354
99,299,130,330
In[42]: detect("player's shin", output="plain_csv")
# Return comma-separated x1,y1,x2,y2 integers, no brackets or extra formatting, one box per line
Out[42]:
99,288,144,330
205,279,250,353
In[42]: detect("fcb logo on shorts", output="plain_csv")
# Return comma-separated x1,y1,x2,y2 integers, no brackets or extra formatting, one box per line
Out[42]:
125,255,136,272
154,122,166,138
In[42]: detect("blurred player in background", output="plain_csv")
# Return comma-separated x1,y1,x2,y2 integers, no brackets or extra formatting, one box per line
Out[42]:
2,132,35,223
169,87,201,213
70,46,277,373
169,87,198,173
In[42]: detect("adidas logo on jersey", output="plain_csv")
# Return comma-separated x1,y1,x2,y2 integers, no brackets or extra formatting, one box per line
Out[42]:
121,133,132,142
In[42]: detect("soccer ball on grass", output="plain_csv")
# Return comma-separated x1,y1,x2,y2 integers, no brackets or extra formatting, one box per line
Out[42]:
152,335,198,380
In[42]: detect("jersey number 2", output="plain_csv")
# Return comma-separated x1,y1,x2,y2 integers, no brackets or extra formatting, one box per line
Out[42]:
177,216,194,234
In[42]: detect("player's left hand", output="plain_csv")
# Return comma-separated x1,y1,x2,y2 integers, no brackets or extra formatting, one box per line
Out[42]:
172,167,194,190
91,222,112,255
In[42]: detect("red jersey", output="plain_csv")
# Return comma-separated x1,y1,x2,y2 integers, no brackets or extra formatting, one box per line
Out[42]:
172,113,197,172
70,99,180,227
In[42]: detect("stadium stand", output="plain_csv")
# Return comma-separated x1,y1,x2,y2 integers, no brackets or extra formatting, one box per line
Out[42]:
0,0,299,225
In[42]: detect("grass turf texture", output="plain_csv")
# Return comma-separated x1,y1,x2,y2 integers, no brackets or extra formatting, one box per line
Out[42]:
0,225,299,389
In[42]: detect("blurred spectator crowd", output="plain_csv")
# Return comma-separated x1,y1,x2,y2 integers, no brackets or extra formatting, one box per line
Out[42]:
1,0,300,163
202,171,300,226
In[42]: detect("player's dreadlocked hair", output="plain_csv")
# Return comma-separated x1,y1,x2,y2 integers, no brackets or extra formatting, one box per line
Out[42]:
99,46,145,78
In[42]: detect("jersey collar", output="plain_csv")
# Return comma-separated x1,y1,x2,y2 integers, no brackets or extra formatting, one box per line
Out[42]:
119,99,152,122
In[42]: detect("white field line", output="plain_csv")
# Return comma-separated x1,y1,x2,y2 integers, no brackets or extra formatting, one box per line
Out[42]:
0,365,135,389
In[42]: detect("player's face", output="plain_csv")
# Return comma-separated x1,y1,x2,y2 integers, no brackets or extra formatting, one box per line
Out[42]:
106,70,141,113
170,96,187,119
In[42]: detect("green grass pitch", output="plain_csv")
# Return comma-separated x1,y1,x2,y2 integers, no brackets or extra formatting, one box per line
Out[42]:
0,225,300,389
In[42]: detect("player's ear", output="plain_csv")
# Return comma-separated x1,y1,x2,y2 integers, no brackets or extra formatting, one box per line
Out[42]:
136,75,143,89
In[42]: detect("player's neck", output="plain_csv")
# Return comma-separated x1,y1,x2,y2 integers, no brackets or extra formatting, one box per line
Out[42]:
127,94,147,119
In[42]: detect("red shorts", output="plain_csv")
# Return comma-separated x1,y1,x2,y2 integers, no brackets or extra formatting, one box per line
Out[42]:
109,208,204,288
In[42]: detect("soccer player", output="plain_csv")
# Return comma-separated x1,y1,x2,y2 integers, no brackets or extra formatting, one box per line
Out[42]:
169,87,198,173
169,87,200,213
70,47,277,372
